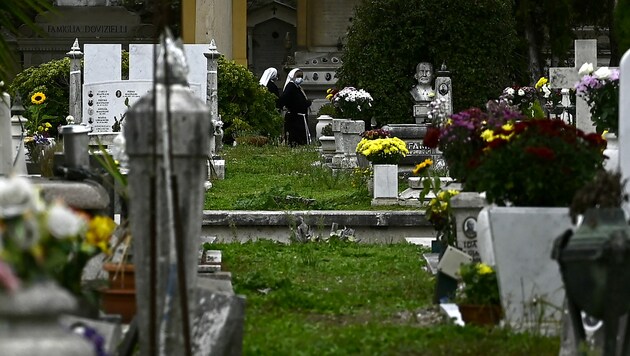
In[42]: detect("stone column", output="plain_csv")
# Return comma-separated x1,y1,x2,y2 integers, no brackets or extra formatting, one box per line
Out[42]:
204,39,223,183
434,63,453,117
66,39,83,124
125,32,210,355
0,92,11,176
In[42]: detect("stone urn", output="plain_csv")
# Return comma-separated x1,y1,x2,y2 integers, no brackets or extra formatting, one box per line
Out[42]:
0,281,95,355
315,115,334,140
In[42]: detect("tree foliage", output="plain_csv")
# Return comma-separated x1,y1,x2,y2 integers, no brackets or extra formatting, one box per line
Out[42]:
0,0,54,83
337,0,520,125
217,56,283,143
614,0,630,60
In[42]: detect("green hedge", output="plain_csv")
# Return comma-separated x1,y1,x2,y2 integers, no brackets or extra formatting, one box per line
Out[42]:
217,56,283,143
8,53,282,142
337,0,520,125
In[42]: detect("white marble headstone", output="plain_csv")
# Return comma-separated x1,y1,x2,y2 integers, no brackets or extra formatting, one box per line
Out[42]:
129,44,208,103
619,49,630,216
82,43,208,135
487,206,573,334
84,44,121,84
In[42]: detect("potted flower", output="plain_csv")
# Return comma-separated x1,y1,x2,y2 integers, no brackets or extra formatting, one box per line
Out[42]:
465,116,606,207
426,101,521,183
456,262,502,326
327,86,374,130
356,134,408,199
22,92,57,174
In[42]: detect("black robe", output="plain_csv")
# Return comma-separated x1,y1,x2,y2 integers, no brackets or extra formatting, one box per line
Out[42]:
278,82,311,146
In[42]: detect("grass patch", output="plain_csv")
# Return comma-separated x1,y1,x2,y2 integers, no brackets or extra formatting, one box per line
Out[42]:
217,240,560,355
205,144,412,210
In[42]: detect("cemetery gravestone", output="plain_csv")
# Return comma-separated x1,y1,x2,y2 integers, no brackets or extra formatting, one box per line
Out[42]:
619,50,630,216
549,39,598,132
82,43,206,135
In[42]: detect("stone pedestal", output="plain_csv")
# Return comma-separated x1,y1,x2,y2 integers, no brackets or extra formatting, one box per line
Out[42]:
0,281,95,355
331,119,364,170
373,164,398,199
450,192,487,262
10,116,28,175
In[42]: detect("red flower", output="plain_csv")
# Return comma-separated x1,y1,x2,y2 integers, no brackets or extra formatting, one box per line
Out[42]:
423,127,440,148
525,146,556,161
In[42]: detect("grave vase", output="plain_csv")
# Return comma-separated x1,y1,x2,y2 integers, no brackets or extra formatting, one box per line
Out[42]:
480,206,572,334
315,114,334,140
0,281,95,355
603,132,619,172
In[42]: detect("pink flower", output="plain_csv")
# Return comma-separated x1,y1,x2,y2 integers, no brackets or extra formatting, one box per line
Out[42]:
0,260,20,293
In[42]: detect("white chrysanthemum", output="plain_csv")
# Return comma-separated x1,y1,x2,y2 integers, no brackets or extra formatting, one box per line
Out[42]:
517,88,525,96
578,62,594,76
593,66,611,80
46,202,87,239
0,176,39,218
506,88,515,96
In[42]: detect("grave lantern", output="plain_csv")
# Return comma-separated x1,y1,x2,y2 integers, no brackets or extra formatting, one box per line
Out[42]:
552,208,630,356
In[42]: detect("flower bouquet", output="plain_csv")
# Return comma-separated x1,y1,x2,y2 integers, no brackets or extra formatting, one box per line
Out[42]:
457,262,500,305
425,101,522,183
0,176,116,296
575,63,620,134
413,158,459,246
327,86,374,122
499,85,543,118
465,116,606,207
355,135,409,165
23,92,57,165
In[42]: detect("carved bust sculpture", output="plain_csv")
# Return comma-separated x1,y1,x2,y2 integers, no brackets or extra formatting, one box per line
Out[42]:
410,62,434,103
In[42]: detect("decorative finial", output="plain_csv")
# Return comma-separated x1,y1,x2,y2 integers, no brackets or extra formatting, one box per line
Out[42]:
156,28,189,85
66,38,83,58
204,39,221,60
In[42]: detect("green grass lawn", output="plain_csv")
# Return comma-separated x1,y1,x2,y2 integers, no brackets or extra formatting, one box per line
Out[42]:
205,144,414,211
217,240,560,355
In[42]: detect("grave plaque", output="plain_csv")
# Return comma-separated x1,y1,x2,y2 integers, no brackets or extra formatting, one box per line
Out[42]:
82,81,201,133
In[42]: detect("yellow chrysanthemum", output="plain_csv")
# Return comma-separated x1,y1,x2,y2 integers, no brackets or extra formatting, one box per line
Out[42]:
45,122,52,128
501,123,514,131
85,216,116,254
480,129,496,142
602,130,609,140
447,189,460,196
477,263,493,275
31,92,46,105
412,158,433,175
535,77,548,89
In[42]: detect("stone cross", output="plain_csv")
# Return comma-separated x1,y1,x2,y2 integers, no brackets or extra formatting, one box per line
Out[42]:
549,39,597,132
619,49,630,216
66,38,83,123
